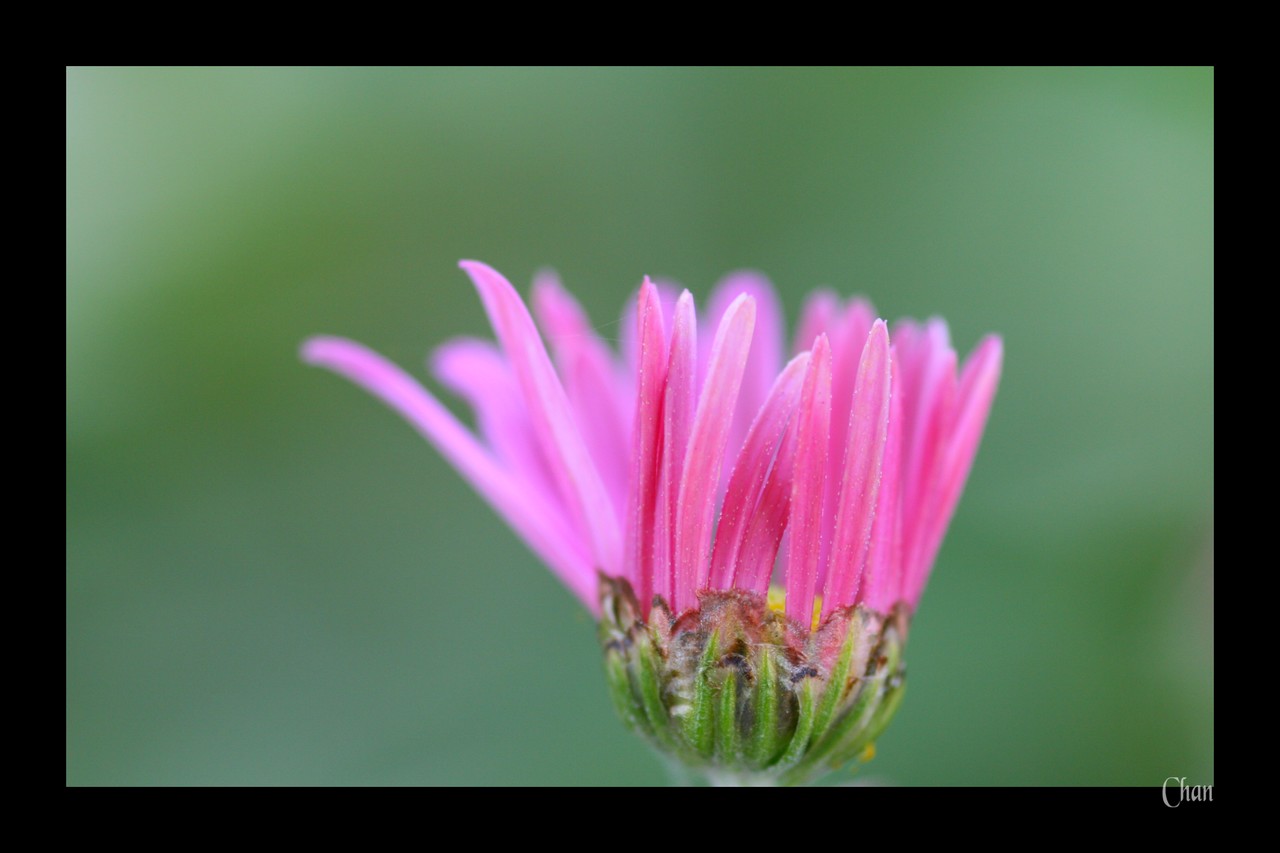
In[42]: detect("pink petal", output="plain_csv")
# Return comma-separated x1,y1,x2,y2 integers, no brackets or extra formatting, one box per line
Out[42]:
533,268,627,393
532,268,630,405
822,320,892,618
532,272,632,518
673,294,756,614
431,337,559,506
784,334,833,626
906,334,1003,608
706,272,786,499
301,336,597,609
566,348,632,519
622,279,668,611
732,419,798,596
793,289,841,356
709,350,811,591
620,277,680,380
653,292,697,608
460,260,622,578
894,319,957,596
857,353,904,613
817,298,877,591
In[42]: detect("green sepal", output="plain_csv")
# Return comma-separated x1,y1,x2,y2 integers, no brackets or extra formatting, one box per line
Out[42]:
832,680,906,769
630,629,675,749
681,631,719,757
815,675,884,769
780,612,901,785
597,576,913,786
862,678,906,748
807,618,859,748
715,667,741,764
748,648,783,766
829,627,907,767
604,642,647,735
774,675,817,772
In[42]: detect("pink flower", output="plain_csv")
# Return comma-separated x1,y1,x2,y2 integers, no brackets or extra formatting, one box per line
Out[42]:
303,260,1001,782
304,260,999,619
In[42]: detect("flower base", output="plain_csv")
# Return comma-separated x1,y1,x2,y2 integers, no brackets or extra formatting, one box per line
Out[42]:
599,575,908,786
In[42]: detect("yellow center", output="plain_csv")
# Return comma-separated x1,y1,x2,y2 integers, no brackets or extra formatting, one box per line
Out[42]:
766,585,823,631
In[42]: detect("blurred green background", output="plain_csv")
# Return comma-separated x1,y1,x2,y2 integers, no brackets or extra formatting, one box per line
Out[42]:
67,68,1213,786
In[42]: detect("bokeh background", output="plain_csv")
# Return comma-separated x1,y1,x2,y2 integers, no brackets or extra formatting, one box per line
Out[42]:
67,67,1213,786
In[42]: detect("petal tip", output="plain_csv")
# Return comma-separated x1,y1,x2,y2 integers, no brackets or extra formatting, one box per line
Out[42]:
638,276,658,304
724,291,758,324
300,335,348,367
866,318,890,355
969,334,1005,379
458,259,508,289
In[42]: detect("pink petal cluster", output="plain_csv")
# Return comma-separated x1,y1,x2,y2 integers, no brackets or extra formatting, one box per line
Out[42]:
303,261,1001,627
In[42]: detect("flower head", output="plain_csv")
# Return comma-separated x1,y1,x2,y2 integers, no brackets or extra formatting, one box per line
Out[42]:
303,261,1001,784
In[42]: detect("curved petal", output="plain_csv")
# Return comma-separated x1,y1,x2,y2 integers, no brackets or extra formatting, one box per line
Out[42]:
622,279,668,610
906,334,1003,608
532,272,631,518
793,289,841,356
460,260,622,578
655,292,697,608
822,320,891,618
620,277,680,382
817,298,877,591
710,350,810,591
673,294,755,613
431,337,560,507
733,419,798,597
706,272,786,498
857,353,903,613
894,319,957,596
784,335,832,626
302,336,596,609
